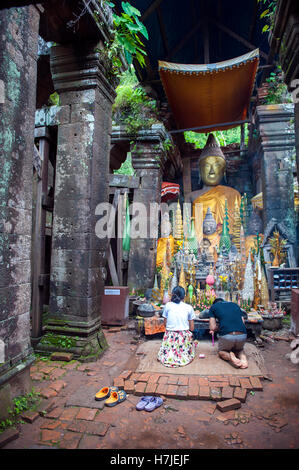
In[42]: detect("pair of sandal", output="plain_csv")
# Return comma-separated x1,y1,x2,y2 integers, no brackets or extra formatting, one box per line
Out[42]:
136,396,163,412
95,386,127,407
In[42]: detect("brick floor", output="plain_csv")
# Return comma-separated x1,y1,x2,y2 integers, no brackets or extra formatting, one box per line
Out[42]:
59,407,79,421
59,431,82,449
76,407,97,421
135,382,147,396
188,383,199,400
40,429,61,443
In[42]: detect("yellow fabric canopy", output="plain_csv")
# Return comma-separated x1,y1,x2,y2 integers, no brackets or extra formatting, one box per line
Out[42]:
159,49,259,133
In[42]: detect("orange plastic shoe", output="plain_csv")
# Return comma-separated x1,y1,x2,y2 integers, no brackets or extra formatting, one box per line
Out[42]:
105,390,127,407
95,386,118,401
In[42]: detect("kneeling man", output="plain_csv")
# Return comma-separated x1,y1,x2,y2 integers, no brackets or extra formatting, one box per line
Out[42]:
209,298,248,369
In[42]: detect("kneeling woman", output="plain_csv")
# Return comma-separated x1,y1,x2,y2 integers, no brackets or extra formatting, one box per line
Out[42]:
157,286,196,368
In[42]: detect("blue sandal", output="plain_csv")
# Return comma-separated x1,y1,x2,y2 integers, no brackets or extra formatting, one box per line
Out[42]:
105,389,127,407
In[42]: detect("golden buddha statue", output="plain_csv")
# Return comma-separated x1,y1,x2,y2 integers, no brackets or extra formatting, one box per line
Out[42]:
186,134,241,249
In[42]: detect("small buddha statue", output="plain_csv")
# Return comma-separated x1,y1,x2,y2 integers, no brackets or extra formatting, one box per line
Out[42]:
186,134,242,248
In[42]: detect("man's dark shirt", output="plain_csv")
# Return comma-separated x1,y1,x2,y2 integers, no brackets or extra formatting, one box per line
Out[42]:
208,301,247,336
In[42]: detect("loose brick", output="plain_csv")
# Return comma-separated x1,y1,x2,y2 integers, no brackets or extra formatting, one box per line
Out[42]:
166,385,178,398
208,376,226,382
31,372,45,381
49,380,66,393
229,376,240,387
148,374,160,384
168,375,179,385
145,382,158,395
113,377,124,389
177,376,189,386
76,408,97,421
199,386,210,400
50,352,73,362
210,388,222,401
138,373,150,382
118,370,132,380
176,386,188,399
155,383,168,396
188,376,199,386
198,377,209,387
59,431,82,449
123,380,135,394
234,387,247,403
66,421,87,433
84,421,109,436
208,381,229,388
130,373,140,383
249,376,263,391
40,387,58,399
49,369,66,380
239,378,253,390
46,407,64,419
40,420,62,430
216,398,241,412
188,384,199,400
158,375,169,384
40,429,61,443
60,407,79,421
21,411,40,423
135,382,147,396
221,387,234,400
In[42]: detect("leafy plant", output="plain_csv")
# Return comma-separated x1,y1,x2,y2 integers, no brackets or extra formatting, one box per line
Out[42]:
262,67,292,104
0,389,41,433
258,0,278,34
95,1,148,77
112,68,159,134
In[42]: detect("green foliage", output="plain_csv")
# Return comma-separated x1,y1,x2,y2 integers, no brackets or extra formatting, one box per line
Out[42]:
184,126,249,149
263,67,292,104
112,68,159,134
0,389,41,433
257,0,278,33
96,1,148,76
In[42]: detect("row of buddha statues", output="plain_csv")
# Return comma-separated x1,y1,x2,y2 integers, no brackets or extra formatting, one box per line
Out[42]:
154,133,289,312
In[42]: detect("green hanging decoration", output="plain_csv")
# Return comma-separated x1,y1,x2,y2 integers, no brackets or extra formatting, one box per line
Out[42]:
114,152,136,176
219,199,231,254
188,218,198,255
122,194,131,255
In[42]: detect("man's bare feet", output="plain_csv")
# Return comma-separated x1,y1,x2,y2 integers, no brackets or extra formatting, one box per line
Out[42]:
229,351,242,367
236,351,248,369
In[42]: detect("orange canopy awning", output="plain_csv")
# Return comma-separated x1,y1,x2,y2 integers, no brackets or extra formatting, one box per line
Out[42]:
159,49,259,133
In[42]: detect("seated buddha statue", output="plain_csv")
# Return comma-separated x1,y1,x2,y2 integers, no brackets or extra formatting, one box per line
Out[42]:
185,134,241,249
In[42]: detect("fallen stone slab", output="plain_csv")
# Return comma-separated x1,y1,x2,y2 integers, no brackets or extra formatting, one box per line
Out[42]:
216,398,241,412
0,428,19,448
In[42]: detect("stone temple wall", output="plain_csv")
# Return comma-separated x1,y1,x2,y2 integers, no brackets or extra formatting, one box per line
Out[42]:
0,6,39,405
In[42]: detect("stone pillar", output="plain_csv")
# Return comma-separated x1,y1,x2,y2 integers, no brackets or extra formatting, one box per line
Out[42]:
255,104,296,240
0,6,40,413
295,102,299,187
127,125,167,290
35,43,116,360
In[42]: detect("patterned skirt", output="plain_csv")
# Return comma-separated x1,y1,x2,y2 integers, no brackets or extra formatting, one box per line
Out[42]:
157,330,195,368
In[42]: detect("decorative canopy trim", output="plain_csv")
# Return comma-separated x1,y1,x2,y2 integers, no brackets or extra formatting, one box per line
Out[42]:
159,50,259,133
161,182,180,201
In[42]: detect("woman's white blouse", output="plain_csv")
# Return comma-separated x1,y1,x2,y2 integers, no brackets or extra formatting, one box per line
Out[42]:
162,301,196,331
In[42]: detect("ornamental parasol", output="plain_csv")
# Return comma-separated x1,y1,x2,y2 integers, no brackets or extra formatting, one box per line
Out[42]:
161,182,180,202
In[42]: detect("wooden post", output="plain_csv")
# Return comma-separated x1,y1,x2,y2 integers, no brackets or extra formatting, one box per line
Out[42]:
31,128,50,343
